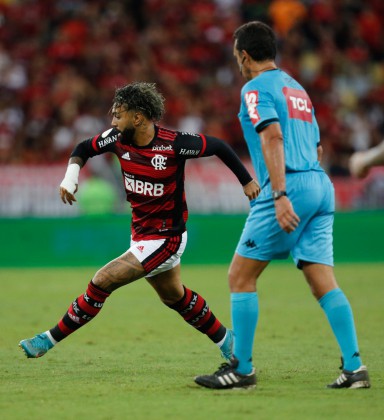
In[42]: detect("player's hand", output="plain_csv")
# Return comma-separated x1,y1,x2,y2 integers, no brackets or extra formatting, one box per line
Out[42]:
274,196,300,233
349,152,369,178
243,179,261,200
60,185,78,205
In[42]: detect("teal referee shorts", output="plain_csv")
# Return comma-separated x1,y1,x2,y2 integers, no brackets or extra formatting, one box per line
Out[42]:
236,170,335,268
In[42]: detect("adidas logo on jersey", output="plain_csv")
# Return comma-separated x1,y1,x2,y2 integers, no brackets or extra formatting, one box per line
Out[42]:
137,245,144,253
121,152,130,160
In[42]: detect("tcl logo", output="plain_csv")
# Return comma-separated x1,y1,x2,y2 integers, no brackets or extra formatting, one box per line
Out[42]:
124,176,164,196
283,87,312,123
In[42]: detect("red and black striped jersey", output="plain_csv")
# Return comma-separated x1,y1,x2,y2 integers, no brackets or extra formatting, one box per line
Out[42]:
71,125,252,241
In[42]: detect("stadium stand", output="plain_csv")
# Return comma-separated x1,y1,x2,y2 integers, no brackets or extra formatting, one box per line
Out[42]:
0,0,383,212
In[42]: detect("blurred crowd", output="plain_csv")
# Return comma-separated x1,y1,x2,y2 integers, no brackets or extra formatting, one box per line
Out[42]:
0,0,383,176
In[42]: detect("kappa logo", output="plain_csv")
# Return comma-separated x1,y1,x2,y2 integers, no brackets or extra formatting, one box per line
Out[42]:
137,245,144,253
243,239,257,248
121,152,130,160
151,154,167,170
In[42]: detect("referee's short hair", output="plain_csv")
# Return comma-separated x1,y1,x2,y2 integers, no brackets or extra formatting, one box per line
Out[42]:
234,21,277,62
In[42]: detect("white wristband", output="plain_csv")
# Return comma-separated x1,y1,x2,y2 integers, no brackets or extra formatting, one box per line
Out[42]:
60,163,80,194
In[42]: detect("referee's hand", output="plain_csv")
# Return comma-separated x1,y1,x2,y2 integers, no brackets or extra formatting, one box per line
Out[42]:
274,196,300,233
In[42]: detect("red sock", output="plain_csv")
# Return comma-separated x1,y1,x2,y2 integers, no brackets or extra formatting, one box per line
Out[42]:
49,281,110,342
168,286,226,343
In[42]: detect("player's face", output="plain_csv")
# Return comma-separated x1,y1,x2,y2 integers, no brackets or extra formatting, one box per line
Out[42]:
111,105,134,132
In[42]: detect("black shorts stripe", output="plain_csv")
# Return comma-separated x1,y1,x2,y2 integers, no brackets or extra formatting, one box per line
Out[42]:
142,235,182,273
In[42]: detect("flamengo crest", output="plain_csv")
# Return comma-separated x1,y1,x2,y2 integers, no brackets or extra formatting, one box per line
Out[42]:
151,154,167,170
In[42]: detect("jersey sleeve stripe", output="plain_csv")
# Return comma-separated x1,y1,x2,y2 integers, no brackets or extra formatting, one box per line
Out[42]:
91,134,99,151
255,118,279,133
199,134,207,156
158,127,177,140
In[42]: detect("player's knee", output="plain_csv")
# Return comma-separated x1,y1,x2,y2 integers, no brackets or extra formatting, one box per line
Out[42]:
228,268,255,293
156,287,184,306
160,296,178,306
92,269,117,293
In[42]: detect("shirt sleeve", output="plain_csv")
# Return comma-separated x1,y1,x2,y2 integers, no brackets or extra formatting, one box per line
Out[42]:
70,128,119,163
242,86,279,133
174,132,253,186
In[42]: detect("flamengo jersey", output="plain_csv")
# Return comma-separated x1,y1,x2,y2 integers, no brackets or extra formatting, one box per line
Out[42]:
86,125,208,240
238,69,323,188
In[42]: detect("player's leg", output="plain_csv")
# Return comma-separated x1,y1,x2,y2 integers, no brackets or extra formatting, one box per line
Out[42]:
194,187,295,389
193,254,266,389
291,170,369,388
228,253,268,374
146,262,233,360
302,262,370,388
19,251,146,358
226,187,296,377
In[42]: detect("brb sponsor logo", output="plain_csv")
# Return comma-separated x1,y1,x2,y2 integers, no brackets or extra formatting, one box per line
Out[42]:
283,87,312,123
124,174,164,196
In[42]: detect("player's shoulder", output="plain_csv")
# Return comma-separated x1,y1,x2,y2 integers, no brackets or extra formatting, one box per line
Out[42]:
172,129,204,158
156,125,178,142
278,70,306,91
176,130,202,141
242,78,258,94
241,74,268,98
93,128,120,150
157,125,202,143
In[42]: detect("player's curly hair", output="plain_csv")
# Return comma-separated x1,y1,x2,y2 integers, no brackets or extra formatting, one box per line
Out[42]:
113,82,165,121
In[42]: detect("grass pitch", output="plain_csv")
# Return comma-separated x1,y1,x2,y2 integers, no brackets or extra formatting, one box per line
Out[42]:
0,263,383,419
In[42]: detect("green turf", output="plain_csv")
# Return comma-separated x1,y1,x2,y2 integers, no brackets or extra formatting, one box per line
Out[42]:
1,264,382,419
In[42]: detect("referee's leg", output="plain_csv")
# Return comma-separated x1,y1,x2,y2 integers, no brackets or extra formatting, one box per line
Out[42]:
303,262,364,372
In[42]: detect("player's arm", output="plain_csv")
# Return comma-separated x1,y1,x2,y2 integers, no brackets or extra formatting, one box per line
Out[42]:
175,133,260,200
203,136,260,199
349,140,384,178
59,139,94,205
60,130,118,205
259,122,300,233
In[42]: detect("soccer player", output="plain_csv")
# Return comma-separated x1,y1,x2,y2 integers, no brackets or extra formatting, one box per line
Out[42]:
349,140,384,178
194,21,370,390
19,82,260,364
